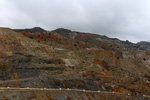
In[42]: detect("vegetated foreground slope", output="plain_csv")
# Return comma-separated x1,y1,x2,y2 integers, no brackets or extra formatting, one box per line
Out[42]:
0,27,150,99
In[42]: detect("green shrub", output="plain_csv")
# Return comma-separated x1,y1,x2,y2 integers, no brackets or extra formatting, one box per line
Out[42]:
37,40,40,42
29,36,33,39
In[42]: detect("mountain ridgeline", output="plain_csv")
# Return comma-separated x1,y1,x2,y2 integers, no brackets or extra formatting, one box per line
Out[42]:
52,28,150,51
14,27,150,51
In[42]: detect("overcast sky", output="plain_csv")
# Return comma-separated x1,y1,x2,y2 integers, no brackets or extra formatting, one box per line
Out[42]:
0,0,150,43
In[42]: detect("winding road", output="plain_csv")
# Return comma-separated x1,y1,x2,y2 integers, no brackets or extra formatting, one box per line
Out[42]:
0,76,149,98
0,87,149,98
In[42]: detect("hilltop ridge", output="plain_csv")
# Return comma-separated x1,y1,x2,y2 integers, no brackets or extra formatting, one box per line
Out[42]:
14,27,46,33
52,28,148,50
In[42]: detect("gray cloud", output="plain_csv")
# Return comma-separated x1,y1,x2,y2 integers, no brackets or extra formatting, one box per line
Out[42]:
0,0,150,43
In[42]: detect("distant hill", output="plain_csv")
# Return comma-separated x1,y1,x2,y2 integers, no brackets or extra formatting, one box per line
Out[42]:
52,28,150,51
52,28,138,50
14,27,46,33
52,28,72,37
136,41,150,50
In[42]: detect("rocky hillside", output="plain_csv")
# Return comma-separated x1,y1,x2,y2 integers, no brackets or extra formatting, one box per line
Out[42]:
52,28,150,51
136,41,150,50
0,27,150,99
